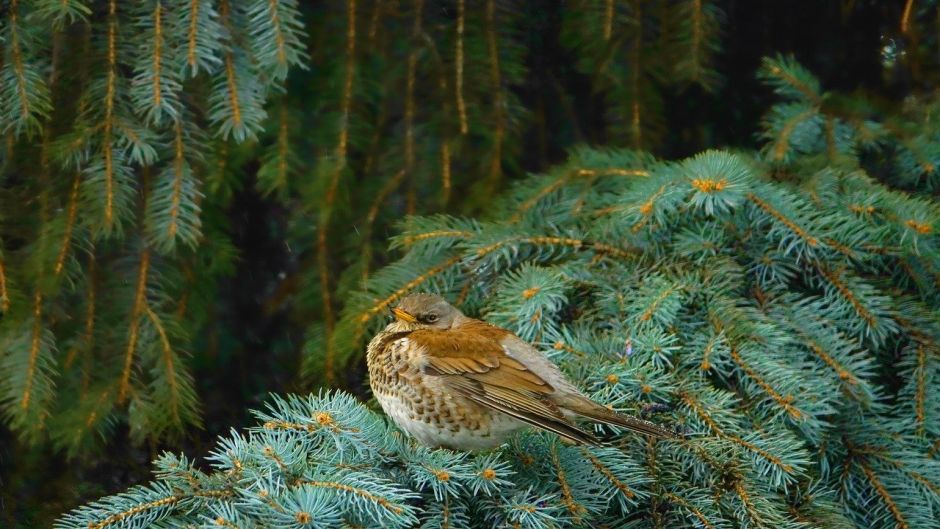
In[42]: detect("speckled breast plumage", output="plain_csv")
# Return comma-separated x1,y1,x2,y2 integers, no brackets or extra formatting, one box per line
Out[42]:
367,330,524,450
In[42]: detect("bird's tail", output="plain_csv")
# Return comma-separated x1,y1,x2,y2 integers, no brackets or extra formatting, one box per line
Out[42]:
565,397,679,439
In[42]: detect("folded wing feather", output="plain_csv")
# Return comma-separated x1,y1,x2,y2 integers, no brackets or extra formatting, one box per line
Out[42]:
409,325,598,445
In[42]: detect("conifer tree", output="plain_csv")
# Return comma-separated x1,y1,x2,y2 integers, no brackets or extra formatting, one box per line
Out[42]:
58,54,940,527
3,1,939,526
0,0,307,451
0,1,731,453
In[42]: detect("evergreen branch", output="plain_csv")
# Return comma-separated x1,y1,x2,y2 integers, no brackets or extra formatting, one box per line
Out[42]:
769,108,816,161
150,2,163,112
441,140,452,204
639,283,683,323
87,494,183,529
700,334,719,371
9,1,30,125
915,344,926,432
269,0,290,69
146,120,202,252
580,448,636,500
356,254,465,325
318,0,357,384
261,444,289,471
0,250,9,313
362,169,407,282
249,0,307,80
800,333,858,386
485,0,504,190
401,230,474,247
630,184,668,231
262,414,358,434
53,176,81,277
824,116,837,160
690,0,702,79
551,444,586,521
213,0,253,137
212,515,237,528
663,492,714,529
146,307,179,425
746,193,818,247
65,256,96,372
857,459,909,529
222,52,242,128
167,121,185,239
733,480,766,528
84,389,111,434
297,480,406,515
511,167,649,222
814,265,875,327
645,436,663,527
258,101,298,198
118,249,150,403
21,292,44,412
83,489,232,529
901,0,914,34
404,3,422,165
604,0,614,40
473,236,639,262
276,104,290,182
186,0,201,70
729,347,802,420
863,448,940,495
455,0,467,134
824,237,856,259
103,0,118,230
4,0,52,135
367,0,383,44
629,0,642,148
761,57,822,106
680,393,794,473
404,0,424,214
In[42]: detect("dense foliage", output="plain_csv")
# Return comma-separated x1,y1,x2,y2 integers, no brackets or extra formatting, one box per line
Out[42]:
59,58,940,524
2,1,939,527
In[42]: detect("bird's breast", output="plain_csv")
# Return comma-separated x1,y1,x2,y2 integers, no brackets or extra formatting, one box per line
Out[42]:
367,331,524,449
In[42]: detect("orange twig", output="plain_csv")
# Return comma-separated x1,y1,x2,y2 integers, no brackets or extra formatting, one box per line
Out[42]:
858,459,909,529
103,0,118,227
21,292,43,411
151,2,163,109
901,0,914,34
118,249,150,403
746,193,818,246
581,448,636,499
320,0,357,383
455,0,467,134
552,444,585,520
730,347,802,419
815,265,876,327
186,0,200,70
298,480,405,515
485,0,504,190
681,393,794,473
54,176,81,276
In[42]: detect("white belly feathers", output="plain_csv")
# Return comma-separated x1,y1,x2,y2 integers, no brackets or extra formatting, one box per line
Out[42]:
375,392,523,450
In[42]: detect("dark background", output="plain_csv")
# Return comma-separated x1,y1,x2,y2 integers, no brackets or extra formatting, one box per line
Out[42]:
1,1,923,526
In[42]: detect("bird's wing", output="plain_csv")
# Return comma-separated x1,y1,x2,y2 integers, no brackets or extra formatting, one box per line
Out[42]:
408,321,598,445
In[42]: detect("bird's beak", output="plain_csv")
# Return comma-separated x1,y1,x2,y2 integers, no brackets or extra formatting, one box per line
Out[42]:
392,307,417,323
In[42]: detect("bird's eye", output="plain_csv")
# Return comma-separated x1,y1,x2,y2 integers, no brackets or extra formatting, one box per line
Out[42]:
422,313,439,323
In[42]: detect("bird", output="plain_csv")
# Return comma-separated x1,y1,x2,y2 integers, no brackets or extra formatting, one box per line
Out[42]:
367,292,676,450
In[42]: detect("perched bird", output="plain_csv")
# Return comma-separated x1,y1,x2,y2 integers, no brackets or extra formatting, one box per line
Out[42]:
367,293,676,450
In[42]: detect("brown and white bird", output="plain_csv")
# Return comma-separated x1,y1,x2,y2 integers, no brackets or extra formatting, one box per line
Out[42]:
367,293,675,450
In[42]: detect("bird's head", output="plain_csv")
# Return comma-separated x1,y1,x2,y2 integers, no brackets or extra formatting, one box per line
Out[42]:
390,293,463,331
